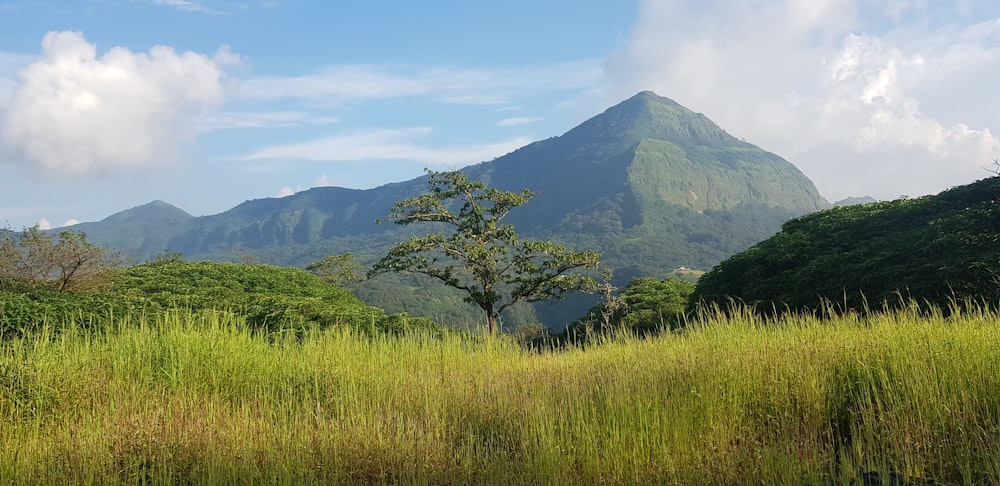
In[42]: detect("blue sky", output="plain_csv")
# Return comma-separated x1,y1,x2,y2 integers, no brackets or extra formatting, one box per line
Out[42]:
1,0,999,229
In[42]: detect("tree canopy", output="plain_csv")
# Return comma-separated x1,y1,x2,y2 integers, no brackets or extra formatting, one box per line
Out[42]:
570,276,695,337
370,170,601,334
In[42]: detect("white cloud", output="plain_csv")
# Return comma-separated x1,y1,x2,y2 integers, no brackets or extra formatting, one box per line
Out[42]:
0,78,15,108
0,31,235,176
314,174,342,187
241,127,533,166
36,217,51,230
604,0,1000,201
496,116,543,127
0,53,35,108
62,218,79,227
276,186,294,197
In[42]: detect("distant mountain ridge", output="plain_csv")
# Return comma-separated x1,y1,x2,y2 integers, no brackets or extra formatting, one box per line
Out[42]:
834,196,878,206
73,91,831,328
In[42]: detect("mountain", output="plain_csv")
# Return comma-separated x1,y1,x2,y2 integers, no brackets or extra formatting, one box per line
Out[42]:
77,91,830,328
692,176,1000,313
834,196,878,206
68,200,195,261
467,91,826,232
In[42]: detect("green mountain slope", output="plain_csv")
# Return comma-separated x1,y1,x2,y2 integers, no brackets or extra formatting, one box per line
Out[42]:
692,176,1000,312
69,200,196,260
74,91,829,329
469,91,826,233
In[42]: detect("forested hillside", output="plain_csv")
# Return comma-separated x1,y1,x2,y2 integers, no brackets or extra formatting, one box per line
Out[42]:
692,176,1000,312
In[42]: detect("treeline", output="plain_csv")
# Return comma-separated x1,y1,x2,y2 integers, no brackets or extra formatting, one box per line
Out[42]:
0,224,696,341
0,228,435,339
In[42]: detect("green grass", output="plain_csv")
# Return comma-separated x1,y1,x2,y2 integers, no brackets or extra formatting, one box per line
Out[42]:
3,305,1000,484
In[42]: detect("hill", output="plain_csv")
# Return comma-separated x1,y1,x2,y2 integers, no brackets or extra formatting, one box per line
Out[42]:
834,196,877,206
691,176,1000,312
74,91,830,329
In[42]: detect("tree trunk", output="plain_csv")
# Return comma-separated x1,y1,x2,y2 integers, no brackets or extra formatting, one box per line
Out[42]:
484,306,497,335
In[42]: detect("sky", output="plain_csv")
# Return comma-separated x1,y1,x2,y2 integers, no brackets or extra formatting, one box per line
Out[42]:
1,0,999,230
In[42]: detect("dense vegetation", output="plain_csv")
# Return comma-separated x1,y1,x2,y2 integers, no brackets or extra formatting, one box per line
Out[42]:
567,276,696,337
0,260,436,339
693,176,1000,313
4,305,1000,484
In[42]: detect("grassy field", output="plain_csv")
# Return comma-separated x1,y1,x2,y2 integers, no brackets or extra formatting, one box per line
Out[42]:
2,305,1000,484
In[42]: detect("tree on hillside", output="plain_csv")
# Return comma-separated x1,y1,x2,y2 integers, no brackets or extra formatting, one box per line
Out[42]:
985,157,1000,176
0,226,124,291
307,252,364,286
571,276,694,337
370,169,601,334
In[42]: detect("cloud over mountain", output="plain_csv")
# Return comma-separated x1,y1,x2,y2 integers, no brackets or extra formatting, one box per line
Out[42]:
1,31,236,177
605,0,1000,201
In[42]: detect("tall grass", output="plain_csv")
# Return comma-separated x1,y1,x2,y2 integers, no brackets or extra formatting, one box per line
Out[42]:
2,305,1000,484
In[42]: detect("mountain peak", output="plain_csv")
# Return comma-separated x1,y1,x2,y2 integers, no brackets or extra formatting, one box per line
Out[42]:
627,90,682,107
563,91,743,150
100,200,192,224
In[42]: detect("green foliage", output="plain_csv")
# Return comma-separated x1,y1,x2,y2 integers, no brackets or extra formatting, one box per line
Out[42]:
114,260,434,334
693,177,1000,313
0,290,135,339
619,277,695,330
371,170,601,334
0,260,438,339
570,277,695,337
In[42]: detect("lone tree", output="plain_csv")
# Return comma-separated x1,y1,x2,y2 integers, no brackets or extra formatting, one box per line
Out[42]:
0,226,123,291
370,170,601,334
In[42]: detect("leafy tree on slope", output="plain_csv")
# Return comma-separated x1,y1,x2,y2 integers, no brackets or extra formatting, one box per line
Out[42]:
370,170,601,334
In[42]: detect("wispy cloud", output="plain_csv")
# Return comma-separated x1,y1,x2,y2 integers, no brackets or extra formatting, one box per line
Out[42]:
153,0,219,14
496,116,543,127
194,110,339,132
240,127,532,165
235,61,602,106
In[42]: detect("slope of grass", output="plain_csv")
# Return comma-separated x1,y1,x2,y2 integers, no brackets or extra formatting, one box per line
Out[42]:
2,305,1000,484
